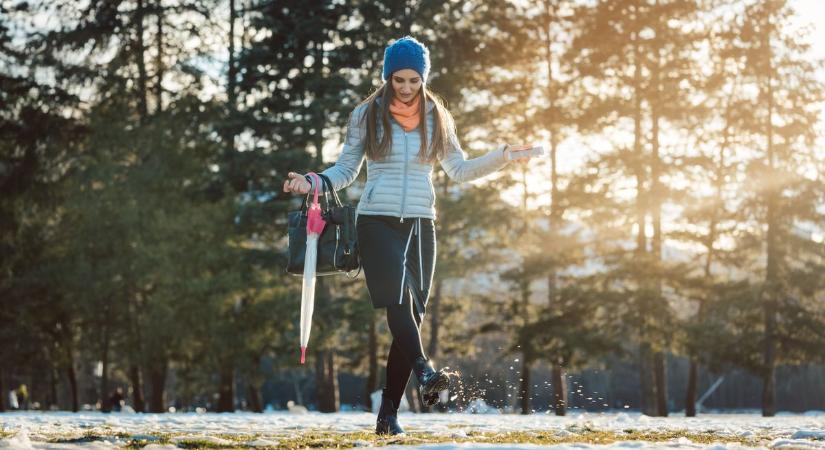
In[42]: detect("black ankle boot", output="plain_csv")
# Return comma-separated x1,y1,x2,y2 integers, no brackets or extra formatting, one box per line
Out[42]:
375,395,405,436
412,356,450,406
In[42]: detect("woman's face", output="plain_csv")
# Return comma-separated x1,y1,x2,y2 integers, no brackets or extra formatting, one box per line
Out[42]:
391,69,422,103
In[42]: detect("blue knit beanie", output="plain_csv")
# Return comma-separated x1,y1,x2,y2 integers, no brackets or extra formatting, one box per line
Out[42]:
382,36,430,84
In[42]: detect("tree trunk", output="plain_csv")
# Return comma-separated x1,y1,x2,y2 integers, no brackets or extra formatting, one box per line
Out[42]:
542,11,564,414
314,350,339,412
686,73,734,418
427,279,442,359
631,8,655,415
135,0,149,120
519,356,531,414
148,361,167,413
649,27,668,417
639,344,657,416
314,350,327,410
325,351,339,412
540,0,561,223
217,363,234,412
0,368,5,411
631,8,647,258
365,311,378,410
685,359,698,416
427,177,451,359
761,9,777,418
100,325,111,412
246,383,262,413
552,363,567,416
227,0,237,106
654,351,667,416
405,383,421,413
49,366,59,410
154,0,164,112
127,284,147,413
762,300,777,417
291,371,304,406
312,39,326,168
129,365,145,413
67,361,79,412
223,0,238,182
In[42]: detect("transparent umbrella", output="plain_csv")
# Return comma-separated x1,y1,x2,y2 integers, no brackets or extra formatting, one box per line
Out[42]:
300,172,327,364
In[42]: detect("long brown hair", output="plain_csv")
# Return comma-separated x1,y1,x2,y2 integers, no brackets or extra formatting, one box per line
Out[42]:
352,82,455,163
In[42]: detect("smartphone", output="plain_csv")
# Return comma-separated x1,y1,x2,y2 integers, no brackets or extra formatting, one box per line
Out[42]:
507,144,545,160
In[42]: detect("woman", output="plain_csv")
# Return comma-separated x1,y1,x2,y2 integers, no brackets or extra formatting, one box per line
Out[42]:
283,36,535,435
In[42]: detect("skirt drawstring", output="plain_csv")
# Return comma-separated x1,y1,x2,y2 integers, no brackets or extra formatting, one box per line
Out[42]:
399,223,415,305
400,218,425,305
417,218,423,291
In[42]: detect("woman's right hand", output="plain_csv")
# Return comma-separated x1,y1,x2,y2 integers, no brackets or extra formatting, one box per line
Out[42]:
505,144,536,163
283,172,311,195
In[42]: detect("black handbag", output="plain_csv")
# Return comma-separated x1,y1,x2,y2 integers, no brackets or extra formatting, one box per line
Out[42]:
286,173,361,277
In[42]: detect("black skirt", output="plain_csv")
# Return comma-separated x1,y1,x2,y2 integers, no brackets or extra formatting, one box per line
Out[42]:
356,214,436,321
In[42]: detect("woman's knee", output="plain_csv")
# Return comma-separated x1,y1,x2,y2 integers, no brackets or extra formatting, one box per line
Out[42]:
386,301,410,319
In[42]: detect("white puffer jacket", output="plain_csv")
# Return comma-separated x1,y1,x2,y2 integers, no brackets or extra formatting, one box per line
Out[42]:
311,97,509,222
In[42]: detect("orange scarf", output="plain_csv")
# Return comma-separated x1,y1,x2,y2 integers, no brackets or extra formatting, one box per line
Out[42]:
389,93,421,131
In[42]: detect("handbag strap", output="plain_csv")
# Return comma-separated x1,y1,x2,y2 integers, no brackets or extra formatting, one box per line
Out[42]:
317,173,343,207
300,173,334,214
345,265,362,279
306,172,319,204
315,173,359,278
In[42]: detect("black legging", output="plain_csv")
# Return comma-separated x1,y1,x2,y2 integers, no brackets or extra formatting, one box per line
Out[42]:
384,297,426,407
356,214,436,409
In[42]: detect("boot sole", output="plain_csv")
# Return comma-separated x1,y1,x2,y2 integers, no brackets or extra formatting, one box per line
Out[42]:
421,372,450,404
422,390,441,407
376,424,406,436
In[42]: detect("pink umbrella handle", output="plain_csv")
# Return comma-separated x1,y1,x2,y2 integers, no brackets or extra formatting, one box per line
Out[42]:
305,172,326,235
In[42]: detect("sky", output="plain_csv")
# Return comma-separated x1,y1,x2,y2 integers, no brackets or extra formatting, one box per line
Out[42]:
793,0,825,60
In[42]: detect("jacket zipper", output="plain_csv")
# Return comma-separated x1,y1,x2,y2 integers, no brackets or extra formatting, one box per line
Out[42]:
400,129,409,223
366,173,379,202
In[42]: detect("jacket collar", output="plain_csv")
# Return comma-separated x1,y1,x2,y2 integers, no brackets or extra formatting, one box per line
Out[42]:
377,95,435,113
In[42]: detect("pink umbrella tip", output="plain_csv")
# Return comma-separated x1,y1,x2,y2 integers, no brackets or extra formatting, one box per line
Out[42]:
300,346,307,364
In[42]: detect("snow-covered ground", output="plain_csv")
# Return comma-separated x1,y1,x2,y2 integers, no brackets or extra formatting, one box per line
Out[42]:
1,410,824,449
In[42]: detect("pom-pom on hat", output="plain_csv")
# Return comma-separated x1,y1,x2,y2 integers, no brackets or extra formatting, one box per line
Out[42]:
382,36,431,83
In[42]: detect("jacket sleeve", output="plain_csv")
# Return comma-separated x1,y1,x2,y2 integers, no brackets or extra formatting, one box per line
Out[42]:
308,104,368,193
439,130,510,183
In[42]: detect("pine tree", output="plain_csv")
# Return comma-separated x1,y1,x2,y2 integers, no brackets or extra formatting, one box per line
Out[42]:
564,0,705,416
731,0,824,416
0,0,87,412
673,0,751,416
